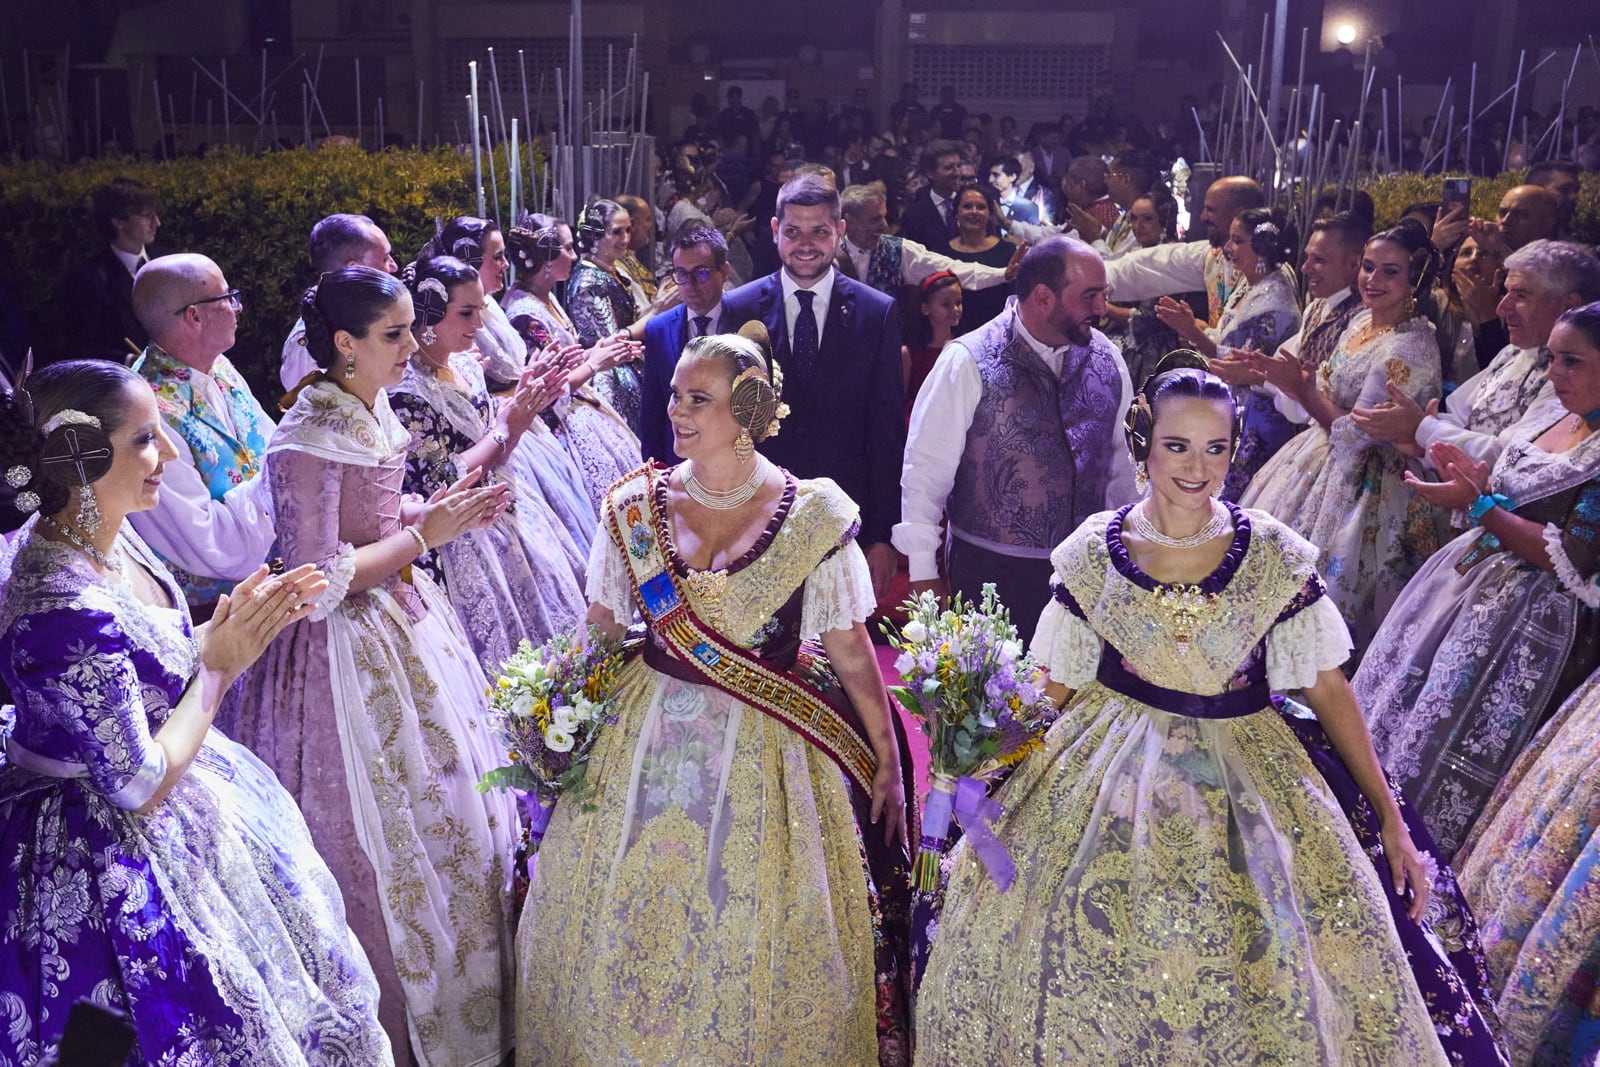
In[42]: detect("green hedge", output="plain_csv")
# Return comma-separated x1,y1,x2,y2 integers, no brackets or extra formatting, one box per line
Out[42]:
0,145,520,407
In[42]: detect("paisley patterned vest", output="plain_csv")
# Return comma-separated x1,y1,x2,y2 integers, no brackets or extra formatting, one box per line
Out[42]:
947,311,1125,553
135,345,273,606
865,235,905,297
1297,292,1363,371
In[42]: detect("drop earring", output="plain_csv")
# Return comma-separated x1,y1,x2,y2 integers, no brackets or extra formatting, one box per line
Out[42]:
76,483,102,535
421,324,438,347
343,352,357,380
733,428,754,463
1134,462,1149,495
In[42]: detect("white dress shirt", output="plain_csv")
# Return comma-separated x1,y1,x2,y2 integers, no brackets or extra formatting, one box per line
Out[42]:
128,359,277,581
112,245,149,277
686,300,724,338
841,236,1012,292
1415,343,1564,469
1103,240,1216,303
894,303,1137,581
280,317,315,392
780,267,836,349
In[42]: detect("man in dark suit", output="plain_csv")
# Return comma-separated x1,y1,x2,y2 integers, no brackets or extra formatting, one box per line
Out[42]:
60,177,170,363
898,140,965,248
641,224,732,464
721,173,906,596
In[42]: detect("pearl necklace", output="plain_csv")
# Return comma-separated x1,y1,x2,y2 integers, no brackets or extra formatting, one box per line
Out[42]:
1130,499,1230,549
42,517,125,572
684,459,766,510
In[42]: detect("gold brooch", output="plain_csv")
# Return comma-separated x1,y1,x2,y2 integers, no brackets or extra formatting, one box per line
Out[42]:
1150,583,1218,657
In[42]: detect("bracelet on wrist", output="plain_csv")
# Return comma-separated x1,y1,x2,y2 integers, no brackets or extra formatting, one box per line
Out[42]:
1468,492,1513,524
404,524,429,554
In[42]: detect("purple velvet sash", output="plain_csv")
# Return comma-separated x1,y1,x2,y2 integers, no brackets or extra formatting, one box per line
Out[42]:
1095,648,1270,719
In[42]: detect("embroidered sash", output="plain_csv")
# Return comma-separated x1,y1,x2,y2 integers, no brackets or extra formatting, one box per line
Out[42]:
603,467,878,793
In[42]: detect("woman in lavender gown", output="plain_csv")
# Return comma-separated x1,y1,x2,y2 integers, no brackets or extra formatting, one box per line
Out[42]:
392,256,586,672
0,360,391,1065
238,267,521,1066
502,218,643,509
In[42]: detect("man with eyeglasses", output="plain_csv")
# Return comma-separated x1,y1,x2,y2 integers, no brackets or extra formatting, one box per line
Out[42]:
640,225,732,464
128,254,277,626
61,177,171,363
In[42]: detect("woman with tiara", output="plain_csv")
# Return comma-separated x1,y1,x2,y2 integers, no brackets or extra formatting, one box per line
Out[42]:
502,218,643,510
240,266,521,1066
392,255,586,670
915,354,1504,1065
515,324,917,1066
563,198,660,432
0,359,391,1064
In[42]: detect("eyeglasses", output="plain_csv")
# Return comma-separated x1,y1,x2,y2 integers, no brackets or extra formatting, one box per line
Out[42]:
175,288,242,315
670,267,718,285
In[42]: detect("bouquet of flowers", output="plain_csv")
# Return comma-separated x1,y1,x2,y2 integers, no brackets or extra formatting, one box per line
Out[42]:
478,625,626,852
884,583,1054,893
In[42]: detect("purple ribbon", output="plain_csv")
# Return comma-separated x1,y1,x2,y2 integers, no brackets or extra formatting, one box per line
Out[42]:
519,792,557,879
924,774,1017,892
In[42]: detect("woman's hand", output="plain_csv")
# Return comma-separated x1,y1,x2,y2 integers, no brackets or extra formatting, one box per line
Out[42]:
1380,813,1432,922
1004,241,1030,281
1153,296,1204,344
417,466,510,547
587,335,637,373
200,563,327,684
1211,346,1266,387
870,758,909,850
1453,259,1502,326
647,278,682,316
1403,441,1487,510
1248,349,1312,399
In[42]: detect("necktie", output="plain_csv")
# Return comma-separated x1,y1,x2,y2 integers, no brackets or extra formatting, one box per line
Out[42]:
940,198,958,238
693,315,711,338
792,290,820,381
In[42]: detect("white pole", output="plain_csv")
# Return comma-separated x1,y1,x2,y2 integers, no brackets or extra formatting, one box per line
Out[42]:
470,62,485,216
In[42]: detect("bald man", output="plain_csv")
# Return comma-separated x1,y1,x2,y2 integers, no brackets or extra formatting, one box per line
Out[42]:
1099,175,1266,327
1493,184,1561,252
128,253,277,616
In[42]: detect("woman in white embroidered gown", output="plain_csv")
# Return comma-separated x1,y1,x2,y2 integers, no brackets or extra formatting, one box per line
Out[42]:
239,266,521,1067
1241,219,1445,650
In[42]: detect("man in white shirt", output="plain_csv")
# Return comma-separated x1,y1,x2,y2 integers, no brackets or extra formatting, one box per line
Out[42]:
896,236,1136,642
128,254,277,617
1349,239,1600,467
836,184,1016,299
64,177,171,362
279,214,398,390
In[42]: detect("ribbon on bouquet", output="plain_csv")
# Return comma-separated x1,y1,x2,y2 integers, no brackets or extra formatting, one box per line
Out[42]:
914,773,1017,893
518,791,558,877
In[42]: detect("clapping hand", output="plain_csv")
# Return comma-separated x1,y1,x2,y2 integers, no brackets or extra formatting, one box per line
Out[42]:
1210,346,1266,387
201,563,328,683
1246,348,1312,400
1153,296,1205,345
418,466,511,547
1350,380,1432,449
1404,441,1488,510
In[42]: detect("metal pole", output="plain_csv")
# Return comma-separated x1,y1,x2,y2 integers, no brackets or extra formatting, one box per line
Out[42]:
470,62,485,216
1267,0,1288,126
1502,50,1525,173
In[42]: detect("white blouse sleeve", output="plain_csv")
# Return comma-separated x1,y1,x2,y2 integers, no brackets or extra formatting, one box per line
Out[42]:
800,541,877,638
1265,594,1353,690
307,542,357,622
1030,599,1101,689
584,532,637,625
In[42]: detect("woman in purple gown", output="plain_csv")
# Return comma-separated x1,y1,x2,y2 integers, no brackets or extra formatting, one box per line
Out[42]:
0,360,391,1065
239,267,521,1066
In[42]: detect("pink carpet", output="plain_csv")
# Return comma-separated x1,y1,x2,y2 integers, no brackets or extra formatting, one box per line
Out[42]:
876,645,931,803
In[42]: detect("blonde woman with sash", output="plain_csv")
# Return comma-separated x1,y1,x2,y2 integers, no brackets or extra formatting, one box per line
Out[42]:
515,323,917,1066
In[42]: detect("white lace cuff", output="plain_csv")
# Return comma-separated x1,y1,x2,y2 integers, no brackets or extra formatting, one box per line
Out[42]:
1030,600,1100,689
584,531,637,624
1266,594,1352,690
1543,522,1600,608
309,542,357,622
801,541,876,637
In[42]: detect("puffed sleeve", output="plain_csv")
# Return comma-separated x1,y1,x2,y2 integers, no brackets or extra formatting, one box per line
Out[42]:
7,606,168,809
269,448,357,620
584,522,637,625
1029,582,1101,689
1543,480,1600,608
800,540,876,638
1264,579,1354,690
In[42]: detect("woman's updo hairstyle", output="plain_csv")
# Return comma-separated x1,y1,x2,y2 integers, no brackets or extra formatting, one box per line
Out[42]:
299,265,408,371
1237,206,1298,271
505,214,567,273
405,256,479,335
1556,300,1600,351
681,321,791,443
1138,183,1181,242
1123,349,1241,465
419,215,499,269
1369,216,1443,297
0,359,144,530
575,198,623,257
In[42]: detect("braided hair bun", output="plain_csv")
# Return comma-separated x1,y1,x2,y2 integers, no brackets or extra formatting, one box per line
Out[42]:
299,285,339,370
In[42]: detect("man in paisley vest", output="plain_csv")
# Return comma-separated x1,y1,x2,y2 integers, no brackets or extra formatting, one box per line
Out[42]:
1102,175,1264,326
836,185,1013,302
127,254,277,617
896,236,1137,642
1350,239,1600,469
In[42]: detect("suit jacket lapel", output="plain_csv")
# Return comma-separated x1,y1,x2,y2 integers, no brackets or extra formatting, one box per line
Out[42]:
762,276,788,357
672,305,690,354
